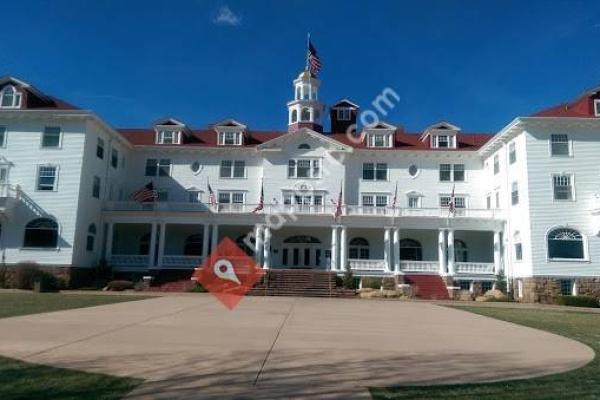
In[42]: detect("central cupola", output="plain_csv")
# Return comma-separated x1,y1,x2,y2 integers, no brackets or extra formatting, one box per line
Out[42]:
287,69,324,133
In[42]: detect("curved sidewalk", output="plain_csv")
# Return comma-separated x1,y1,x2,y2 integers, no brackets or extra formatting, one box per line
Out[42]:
0,295,593,399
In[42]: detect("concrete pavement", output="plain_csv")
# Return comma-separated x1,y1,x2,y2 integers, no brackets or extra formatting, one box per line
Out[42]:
0,295,594,399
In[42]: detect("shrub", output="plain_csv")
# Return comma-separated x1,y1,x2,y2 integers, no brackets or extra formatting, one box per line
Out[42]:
106,280,134,291
188,282,207,293
382,277,397,290
15,266,64,292
361,277,383,290
133,281,146,292
342,268,355,290
495,271,507,294
556,295,599,308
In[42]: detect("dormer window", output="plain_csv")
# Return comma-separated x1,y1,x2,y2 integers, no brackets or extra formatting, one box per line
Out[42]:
367,133,392,148
218,130,243,146
432,134,456,149
594,99,600,117
337,108,351,121
0,86,21,108
156,130,180,145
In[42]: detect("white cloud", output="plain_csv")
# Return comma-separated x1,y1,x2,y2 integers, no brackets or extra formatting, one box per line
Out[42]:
213,6,242,26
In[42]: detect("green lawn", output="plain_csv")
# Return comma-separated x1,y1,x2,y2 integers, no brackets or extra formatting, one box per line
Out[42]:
0,292,148,400
371,305,600,399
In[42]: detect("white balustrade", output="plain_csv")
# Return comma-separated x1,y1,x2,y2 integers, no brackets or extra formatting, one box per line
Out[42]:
455,262,495,274
348,259,386,271
161,256,204,268
110,255,149,268
400,260,439,272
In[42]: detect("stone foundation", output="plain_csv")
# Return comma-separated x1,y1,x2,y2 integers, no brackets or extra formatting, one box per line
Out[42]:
517,277,600,303
0,264,94,289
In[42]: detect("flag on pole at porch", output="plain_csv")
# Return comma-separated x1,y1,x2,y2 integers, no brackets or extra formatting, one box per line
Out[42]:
208,182,217,207
252,182,264,213
130,182,157,203
307,34,322,76
448,184,456,216
334,183,343,220
391,181,398,208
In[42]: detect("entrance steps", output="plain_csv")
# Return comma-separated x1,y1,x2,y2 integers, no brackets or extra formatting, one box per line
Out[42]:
403,274,450,300
248,269,354,298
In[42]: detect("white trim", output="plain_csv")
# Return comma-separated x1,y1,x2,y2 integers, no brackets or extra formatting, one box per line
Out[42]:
35,164,59,192
40,126,63,149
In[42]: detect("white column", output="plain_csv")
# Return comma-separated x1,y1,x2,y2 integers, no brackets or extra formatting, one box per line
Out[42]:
157,222,166,268
438,229,447,275
330,226,338,271
201,224,210,259
493,230,502,275
105,223,114,261
211,224,219,252
384,227,391,272
255,224,264,266
447,229,455,276
263,225,271,269
340,226,347,271
393,227,401,273
148,222,158,268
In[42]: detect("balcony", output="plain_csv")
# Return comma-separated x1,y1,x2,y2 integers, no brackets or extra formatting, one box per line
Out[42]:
104,201,502,220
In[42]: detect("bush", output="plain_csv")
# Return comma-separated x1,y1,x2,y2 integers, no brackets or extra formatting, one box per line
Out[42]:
382,277,397,290
495,271,507,294
342,268,355,290
361,277,383,289
15,266,64,292
188,282,207,293
556,295,599,308
133,281,146,292
106,280,134,291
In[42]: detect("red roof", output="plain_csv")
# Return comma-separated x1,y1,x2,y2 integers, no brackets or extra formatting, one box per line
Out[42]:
532,90,600,118
0,77,80,110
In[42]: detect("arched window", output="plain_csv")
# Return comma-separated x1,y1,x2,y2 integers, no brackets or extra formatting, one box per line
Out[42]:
400,239,422,261
184,234,203,256
295,86,301,100
23,218,58,248
548,228,585,260
284,235,321,244
139,233,150,255
86,224,96,252
301,107,311,122
454,239,468,262
291,109,298,123
349,237,369,259
298,143,311,150
1,86,21,108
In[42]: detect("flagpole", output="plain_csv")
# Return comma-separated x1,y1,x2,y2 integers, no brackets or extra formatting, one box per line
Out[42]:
305,33,310,71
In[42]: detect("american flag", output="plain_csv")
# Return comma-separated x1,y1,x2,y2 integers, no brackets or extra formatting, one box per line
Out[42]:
334,184,343,220
252,182,264,213
448,184,456,215
208,183,217,207
130,182,157,203
307,39,322,76
391,181,398,208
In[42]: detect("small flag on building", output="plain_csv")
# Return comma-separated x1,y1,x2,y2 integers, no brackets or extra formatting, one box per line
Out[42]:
391,181,398,208
252,182,264,213
448,184,456,215
208,182,217,207
334,184,343,220
130,182,157,203
307,36,322,76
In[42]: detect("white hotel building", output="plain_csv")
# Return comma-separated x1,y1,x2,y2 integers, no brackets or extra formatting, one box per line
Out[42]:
1,72,600,301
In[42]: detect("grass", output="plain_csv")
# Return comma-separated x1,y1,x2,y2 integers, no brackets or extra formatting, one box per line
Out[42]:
0,292,148,400
371,305,600,399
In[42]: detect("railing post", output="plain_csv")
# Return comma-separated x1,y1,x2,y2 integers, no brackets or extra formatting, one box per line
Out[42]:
157,222,166,268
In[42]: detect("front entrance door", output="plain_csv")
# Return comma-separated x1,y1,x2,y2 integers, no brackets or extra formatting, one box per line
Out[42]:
281,244,323,268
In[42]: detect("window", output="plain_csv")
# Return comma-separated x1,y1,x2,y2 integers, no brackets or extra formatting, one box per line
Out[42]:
92,176,101,199
432,135,455,149
157,130,180,144
400,239,422,261
408,195,421,208
367,134,391,148
0,126,6,147
300,107,311,121
218,191,245,204
96,138,104,159
509,142,516,164
0,86,21,108
23,218,58,248
291,109,298,123
349,237,370,259
453,164,465,181
439,163,466,182
437,135,449,148
362,163,387,181
511,182,519,205
283,193,323,207
493,155,500,174
337,108,351,121
86,224,96,252
560,279,574,296
184,234,204,255
187,190,202,203
111,148,118,168
37,165,58,191
218,131,243,146
439,164,452,181
288,158,320,178
548,228,585,260
458,281,471,291
362,194,388,207
595,99,600,117
553,174,574,201
440,195,465,209
220,160,246,178
408,165,419,177
41,127,61,148
145,159,171,177
190,161,201,174
481,281,493,292
515,243,523,261
551,134,570,156
298,143,311,149
486,194,491,210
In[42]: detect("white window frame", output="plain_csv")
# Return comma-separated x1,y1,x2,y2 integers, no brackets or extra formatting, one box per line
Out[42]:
282,191,325,206
552,173,575,202
187,189,203,203
0,85,22,108
407,195,421,209
36,164,59,192
361,193,389,207
218,191,246,204
337,108,351,121
546,226,589,263
218,130,243,146
219,160,247,179
438,164,465,182
288,158,321,179
145,158,172,177
362,162,388,181
96,137,104,159
509,142,516,164
0,125,6,148
41,126,62,149
367,133,392,148
92,176,101,199
156,130,181,145
439,195,466,209
431,134,456,149
594,99,600,117
511,181,519,205
550,134,571,157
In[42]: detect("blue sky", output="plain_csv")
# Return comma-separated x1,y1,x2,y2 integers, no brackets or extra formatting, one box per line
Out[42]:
2,0,600,133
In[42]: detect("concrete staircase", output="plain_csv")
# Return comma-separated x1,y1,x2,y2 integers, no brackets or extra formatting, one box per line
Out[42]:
404,274,450,300
248,269,354,298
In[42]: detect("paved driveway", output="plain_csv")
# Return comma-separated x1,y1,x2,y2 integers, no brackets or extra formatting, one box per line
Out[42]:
0,295,593,399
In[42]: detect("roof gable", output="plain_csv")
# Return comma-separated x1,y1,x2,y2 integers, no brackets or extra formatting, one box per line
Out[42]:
257,128,352,152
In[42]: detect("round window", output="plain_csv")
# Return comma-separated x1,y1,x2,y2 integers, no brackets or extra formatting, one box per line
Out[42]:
408,165,419,177
190,161,201,173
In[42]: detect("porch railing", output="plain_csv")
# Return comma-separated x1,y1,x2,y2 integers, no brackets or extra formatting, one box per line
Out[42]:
348,259,386,271
455,262,495,274
161,255,204,268
110,255,149,269
400,260,439,272
104,201,210,212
